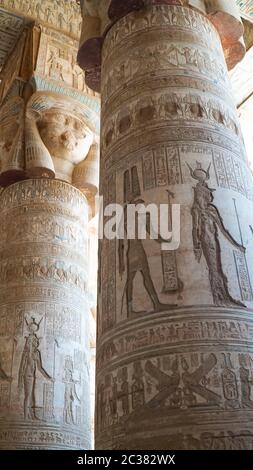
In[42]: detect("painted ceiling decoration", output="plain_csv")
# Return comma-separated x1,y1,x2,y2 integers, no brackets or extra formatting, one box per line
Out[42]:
0,0,82,39
0,2,100,134
237,0,253,21
0,9,26,72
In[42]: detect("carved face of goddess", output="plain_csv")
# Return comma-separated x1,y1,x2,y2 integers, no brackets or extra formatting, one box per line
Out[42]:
37,110,93,164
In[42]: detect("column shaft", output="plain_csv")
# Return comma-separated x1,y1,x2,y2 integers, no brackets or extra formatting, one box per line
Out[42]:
0,179,91,449
96,5,253,450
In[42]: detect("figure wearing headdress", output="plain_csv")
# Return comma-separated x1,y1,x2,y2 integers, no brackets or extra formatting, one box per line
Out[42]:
119,166,176,316
188,161,245,307
18,317,52,420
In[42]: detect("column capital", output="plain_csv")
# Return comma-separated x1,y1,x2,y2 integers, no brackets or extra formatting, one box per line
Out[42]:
0,91,98,199
77,0,246,91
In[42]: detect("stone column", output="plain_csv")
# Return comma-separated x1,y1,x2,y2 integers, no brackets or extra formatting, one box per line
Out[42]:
0,90,98,449
78,1,253,450
0,180,91,449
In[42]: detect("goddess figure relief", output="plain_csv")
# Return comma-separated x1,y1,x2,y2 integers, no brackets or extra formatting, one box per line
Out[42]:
188,162,245,307
18,317,52,420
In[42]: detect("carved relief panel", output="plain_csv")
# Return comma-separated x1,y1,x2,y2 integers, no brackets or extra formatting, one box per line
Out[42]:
98,5,253,331
36,32,87,94
96,324,253,449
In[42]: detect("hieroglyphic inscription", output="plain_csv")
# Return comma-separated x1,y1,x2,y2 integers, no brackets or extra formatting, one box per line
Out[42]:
167,147,182,185
97,318,251,369
102,7,225,103
0,428,86,449
234,252,253,302
142,146,182,191
0,0,82,39
45,305,81,344
100,172,117,333
0,214,87,249
212,150,253,200
0,304,24,337
96,351,253,438
154,147,168,187
43,383,54,420
0,383,11,409
0,179,87,213
142,151,156,191
103,5,221,63
162,251,179,292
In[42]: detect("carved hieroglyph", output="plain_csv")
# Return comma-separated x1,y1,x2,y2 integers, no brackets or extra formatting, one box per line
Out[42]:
77,0,246,91
0,0,82,40
92,4,253,449
0,179,91,449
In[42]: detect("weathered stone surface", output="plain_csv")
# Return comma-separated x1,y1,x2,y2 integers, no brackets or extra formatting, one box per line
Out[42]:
27,92,94,183
72,141,100,216
0,179,91,450
0,2,101,451
77,0,246,91
0,91,96,187
0,0,82,40
94,4,253,450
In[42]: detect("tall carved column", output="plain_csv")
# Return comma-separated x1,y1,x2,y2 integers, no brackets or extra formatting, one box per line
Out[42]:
0,2,100,448
0,94,97,450
0,180,91,449
78,0,253,450
0,73,98,451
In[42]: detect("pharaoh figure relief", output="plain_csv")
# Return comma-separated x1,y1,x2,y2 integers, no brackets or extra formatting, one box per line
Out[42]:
189,162,245,307
63,356,81,425
118,166,177,316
